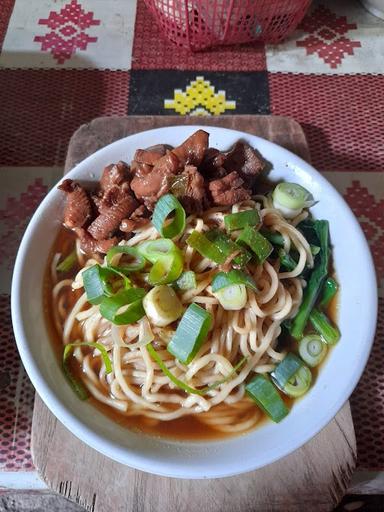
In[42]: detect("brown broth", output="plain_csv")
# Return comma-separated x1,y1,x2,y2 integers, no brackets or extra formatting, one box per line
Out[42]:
44,227,338,441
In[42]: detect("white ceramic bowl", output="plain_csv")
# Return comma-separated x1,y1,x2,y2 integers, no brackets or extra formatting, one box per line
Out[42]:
12,126,377,479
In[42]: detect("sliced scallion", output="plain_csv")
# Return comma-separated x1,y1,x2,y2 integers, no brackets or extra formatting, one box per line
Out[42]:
57,249,77,272
237,226,273,264
283,365,312,397
320,277,339,309
211,269,257,293
106,246,146,273
310,309,340,345
152,194,186,239
214,284,247,311
174,271,197,290
224,210,260,232
271,353,303,390
278,248,297,272
273,182,313,210
138,239,183,285
167,303,212,364
205,229,250,268
147,344,246,396
186,231,227,264
260,229,285,247
99,288,146,325
245,375,289,423
299,335,327,367
83,264,130,305
63,341,113,399
143,285,183,327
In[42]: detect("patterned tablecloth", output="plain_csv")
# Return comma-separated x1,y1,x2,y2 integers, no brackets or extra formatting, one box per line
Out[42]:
0,0,383,489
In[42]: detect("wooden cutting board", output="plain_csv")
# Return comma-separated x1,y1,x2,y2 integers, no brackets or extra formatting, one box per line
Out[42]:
32,115,356,512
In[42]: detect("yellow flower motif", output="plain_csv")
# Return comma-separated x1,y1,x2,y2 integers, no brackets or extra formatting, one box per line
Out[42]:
164,76,236,116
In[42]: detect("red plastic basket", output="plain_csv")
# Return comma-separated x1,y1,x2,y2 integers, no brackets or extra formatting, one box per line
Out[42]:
143,0,311,50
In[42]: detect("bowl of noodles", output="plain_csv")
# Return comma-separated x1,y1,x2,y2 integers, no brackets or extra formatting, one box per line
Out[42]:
12,126,377,478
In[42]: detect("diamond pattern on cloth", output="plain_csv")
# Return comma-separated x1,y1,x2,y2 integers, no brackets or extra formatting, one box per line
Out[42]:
0,0,137,70
296,5,361,69
34,0,100,65
266,0,384,75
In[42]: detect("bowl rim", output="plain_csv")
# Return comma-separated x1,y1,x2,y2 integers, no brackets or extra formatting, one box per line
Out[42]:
11,125,378,479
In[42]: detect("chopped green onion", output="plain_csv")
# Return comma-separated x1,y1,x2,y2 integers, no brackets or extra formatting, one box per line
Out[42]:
167,303,212,364
138,239,184,285
283,366,312,397
138,239,178,264
149,255,183,286
224,210,260,232
174,271,197,290
214,284,247,311
57,249,77,272
63,341,113,400
260,229,285,247
83,264,130,305
186,231,227,264
320,277,339,309
273,182,313,210
232,249,252,268
237,226,273,264
299,335,327,367
291,220,329,339
152,194,186,239
148,344,246,396
64,341,112,374
245,375,289,423
205,229,251,268
143,285,183,327
278,248,297,272
106,246,145,273
309,309,340,345
310,245,321,256
62,351,88,400
211,269,257,293
271,353,303,390
99,288,146,325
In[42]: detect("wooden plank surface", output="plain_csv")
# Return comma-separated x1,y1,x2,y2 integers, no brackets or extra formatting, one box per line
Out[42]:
32,115,356,512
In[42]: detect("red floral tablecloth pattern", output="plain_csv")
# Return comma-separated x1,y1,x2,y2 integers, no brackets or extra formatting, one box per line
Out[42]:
0,0,383,474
